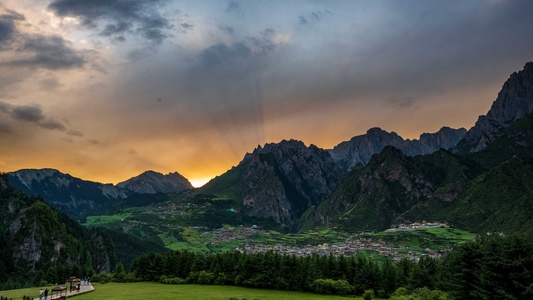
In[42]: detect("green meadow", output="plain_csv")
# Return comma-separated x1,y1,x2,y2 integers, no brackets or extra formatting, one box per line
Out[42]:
372,227,476,249
1,282,364,300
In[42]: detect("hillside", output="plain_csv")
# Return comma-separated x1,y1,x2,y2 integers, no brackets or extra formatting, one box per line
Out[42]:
0,174,113,289
300,112,533,237
0,174,165,290
7,169,131,220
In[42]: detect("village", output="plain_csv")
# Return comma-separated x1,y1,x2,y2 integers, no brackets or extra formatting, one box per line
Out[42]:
238,235,444,262
201,222,450,261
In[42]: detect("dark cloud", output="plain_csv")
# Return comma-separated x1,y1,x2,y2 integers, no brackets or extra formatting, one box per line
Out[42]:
0,101,68,132
0,14,16,50
48,0,172,44
0,7,86,70
101,22,132,37
12,104,44,122
199,42,251,69
39,118,66,131
226,1,240,13
218,24,234,35
67,129,84,137
6,35,86,70
245,28,278,53
298,10,331,26
180,23,194,30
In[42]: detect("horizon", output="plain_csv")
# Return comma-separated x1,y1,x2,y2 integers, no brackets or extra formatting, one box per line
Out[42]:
1,0,533,185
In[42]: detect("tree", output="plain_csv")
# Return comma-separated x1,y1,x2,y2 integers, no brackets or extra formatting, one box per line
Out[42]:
112,262,126,282
442,233,533,299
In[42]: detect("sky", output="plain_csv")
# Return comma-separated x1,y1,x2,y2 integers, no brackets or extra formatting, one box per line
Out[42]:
1,0,533,187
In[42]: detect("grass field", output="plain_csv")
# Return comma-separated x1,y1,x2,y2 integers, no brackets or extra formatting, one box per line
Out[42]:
372,227,476,249
1,282,365,300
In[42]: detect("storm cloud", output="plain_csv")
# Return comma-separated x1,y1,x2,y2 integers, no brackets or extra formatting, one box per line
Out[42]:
0,7,86,70
0,102,72,133
48,0,173,44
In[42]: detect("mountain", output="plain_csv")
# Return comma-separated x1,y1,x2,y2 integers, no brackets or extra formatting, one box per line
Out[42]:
117,170,193,194
7,168,131,220
0,174,167,289
202,139,347,227
299,146,480,232
405,155,533,237
0,174,115,288
456,61,533,153
329,126,467,171
301,112,533,236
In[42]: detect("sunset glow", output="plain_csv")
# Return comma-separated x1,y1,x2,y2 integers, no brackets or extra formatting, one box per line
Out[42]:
1,0,533,184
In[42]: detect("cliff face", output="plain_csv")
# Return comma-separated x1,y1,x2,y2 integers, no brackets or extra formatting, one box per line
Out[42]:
241,140,347,226
117,170,193,194
329,126,466,172
203,139,347,226
457,62,533,153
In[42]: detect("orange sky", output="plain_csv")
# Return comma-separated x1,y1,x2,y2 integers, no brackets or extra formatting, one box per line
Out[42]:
1,0,532,187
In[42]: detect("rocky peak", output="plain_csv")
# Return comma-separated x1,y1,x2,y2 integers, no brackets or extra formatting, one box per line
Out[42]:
117,170,193,194
7,168,131,220
237,139,347,226
458,62,533,152
328,126,466,171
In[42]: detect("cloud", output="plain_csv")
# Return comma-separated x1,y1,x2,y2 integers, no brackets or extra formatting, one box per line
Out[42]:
0,8,24,48
67,129,84,137
11,104,44,122
0,7,86,70
218,24,234,35
298,10,332,25
39,77,64,90
6,35,86,70
226,1,240,14
39,118,66,131
0,101,68,132
48,0,173,44
199,42,251,69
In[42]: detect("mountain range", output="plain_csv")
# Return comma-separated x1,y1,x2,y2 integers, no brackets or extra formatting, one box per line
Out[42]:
7,169,193,220
4,61,533,237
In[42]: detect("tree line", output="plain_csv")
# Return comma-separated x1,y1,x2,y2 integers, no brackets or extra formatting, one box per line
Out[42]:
91,233,533,299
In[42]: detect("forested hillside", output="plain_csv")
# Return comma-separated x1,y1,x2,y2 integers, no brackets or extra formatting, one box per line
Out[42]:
0,174,165,290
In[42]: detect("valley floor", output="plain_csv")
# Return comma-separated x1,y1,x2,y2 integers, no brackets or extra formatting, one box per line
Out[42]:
2,282,363,300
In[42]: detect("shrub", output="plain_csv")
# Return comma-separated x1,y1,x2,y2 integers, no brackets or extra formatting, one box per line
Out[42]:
362,289,375,300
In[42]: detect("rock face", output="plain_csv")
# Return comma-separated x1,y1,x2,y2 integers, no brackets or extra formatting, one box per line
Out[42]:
457,62,533,152
204,139,347,226
117,170,193,194
328,126,467,171
242,140,347,225
7,168,131,219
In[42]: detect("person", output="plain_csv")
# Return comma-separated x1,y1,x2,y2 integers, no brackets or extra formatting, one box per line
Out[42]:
39,289,43,299
78,282,81,292
44,288,48,300
70,282,73,292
